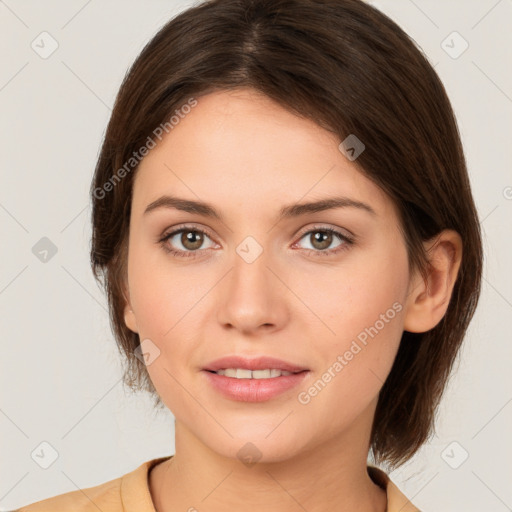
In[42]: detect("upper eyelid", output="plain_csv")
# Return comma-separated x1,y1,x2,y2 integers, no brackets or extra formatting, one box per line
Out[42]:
162,223,217,242
296,223,353,239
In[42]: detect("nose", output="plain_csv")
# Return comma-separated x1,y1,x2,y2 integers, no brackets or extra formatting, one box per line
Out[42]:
215,247,289,335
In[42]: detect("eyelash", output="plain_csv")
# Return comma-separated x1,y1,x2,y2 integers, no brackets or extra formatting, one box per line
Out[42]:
158,224,355,259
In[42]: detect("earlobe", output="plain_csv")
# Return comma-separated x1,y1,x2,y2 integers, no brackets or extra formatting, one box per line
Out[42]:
122,284,139,333
403,230,463,334
124,305,139,333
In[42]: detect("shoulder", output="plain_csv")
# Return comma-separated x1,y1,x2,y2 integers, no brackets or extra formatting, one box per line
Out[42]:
15,456,171,512
16,474,123,512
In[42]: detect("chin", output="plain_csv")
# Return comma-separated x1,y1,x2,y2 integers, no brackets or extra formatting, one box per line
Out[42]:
200,430,311,466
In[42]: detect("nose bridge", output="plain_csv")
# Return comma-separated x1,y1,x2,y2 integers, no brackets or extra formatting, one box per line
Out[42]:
216,237,286,332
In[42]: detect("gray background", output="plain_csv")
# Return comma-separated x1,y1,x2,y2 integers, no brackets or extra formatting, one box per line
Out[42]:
1,0,511,510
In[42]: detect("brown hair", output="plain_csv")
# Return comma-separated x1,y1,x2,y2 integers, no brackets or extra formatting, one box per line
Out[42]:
90,0,483,470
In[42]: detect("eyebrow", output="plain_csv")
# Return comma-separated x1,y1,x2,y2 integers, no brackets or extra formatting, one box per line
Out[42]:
143,194,377,221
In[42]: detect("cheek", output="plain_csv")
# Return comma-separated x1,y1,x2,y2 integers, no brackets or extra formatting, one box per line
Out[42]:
126,244,210,401
298,243,408,405
298,288,404,433
127,252,199,410
127,240,206,337
303,243,408,344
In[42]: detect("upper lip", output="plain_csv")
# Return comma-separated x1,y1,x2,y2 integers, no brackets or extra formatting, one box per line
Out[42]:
203,355,309,373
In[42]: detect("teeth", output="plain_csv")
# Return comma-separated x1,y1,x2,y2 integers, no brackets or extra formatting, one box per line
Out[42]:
215,368,293,379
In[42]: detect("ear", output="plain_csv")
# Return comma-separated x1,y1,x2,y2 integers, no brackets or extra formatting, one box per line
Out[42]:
122,281,139,334
403,229,462,333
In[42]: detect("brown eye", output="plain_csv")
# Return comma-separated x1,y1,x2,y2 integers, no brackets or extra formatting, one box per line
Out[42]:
294,226,354,256
180,230,204,250
160,227,216,257
309,230,333,250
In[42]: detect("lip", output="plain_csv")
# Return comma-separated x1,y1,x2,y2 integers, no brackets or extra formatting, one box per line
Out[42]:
203,355,309,373
203,369,309,402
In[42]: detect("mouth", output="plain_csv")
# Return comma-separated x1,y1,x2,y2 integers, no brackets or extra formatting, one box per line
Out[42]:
201,356,310,402
202,368,309,402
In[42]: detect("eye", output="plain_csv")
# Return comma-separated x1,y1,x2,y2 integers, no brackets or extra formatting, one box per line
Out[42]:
293,225,354,256
158,224,355,259
159,225,217,258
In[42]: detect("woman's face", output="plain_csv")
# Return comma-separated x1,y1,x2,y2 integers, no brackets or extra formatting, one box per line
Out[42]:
123,88,416,462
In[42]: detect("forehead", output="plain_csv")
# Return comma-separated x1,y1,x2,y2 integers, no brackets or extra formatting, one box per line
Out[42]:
132,88,397,222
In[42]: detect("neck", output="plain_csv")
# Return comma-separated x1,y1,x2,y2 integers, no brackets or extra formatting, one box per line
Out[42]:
150,402,386,512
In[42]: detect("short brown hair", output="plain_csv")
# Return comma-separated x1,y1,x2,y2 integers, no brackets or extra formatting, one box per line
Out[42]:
90,0,483,470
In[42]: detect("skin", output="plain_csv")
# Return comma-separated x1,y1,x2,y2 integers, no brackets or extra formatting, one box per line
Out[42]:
122,88,462,512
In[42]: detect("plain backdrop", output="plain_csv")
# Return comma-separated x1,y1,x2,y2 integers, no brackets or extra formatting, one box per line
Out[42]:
1,1,511,511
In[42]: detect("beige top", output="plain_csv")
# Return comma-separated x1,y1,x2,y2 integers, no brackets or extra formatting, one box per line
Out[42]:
17,455,420,511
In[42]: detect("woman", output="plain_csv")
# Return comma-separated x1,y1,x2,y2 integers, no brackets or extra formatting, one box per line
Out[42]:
18,0,483,510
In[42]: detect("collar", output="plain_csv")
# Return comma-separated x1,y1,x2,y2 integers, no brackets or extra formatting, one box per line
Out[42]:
368,465,420,512
121,456,420,512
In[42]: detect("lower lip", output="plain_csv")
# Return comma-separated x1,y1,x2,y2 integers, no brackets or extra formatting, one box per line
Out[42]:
202,370,309,402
